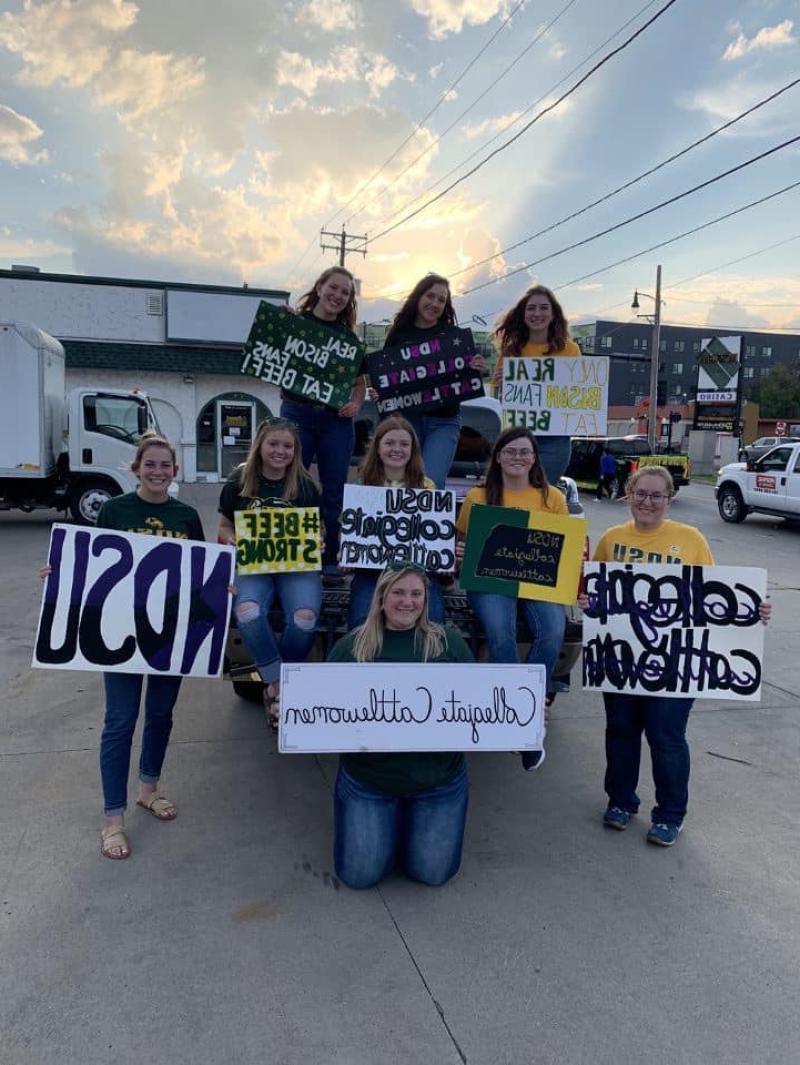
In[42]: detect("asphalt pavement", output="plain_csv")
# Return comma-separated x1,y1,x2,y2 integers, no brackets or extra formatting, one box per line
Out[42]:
1,482,798,1065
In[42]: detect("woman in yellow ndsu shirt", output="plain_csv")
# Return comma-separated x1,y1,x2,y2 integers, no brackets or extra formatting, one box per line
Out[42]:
493,284,581,485
587,466,769,847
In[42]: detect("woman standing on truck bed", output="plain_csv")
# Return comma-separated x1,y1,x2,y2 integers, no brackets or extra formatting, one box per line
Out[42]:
493,285,581,484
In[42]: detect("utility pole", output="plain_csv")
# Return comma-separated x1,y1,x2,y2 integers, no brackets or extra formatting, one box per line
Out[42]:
632,264,663,451
320,226,367,267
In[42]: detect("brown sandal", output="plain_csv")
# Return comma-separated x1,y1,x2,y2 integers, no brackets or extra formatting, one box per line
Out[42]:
101,824,131,860
136,793,177,821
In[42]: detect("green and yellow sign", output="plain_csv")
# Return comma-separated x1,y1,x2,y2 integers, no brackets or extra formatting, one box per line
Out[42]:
234,507,322,575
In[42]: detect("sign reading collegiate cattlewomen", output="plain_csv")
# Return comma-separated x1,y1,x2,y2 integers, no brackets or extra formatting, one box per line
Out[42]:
367,326,484,416
240,301,365,409
501,355,609,435
581,562,767,701
33,525,235,677
278,662,546,753
234,507,322,575
459,505,587,604
339,485,456,571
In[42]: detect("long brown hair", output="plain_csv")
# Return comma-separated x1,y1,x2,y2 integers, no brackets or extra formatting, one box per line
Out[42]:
351,564,446,663
238,418,317,501
296,266,357,330
385,273,456,347
358,416,427,487
131,433,177,471
483,426,550,506
494,284,569,356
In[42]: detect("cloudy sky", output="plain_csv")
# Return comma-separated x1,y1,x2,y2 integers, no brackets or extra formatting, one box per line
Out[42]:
2,0,799,331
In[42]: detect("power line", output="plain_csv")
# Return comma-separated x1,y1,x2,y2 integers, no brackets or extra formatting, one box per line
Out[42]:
459,133,800,296
323,0,528,229
666,233,800,290
366,0,682,246
343,0,580,226
448,75,800,282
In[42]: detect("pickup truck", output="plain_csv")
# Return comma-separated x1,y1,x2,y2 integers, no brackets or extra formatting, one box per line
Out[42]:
566,435,691,499
715,441,800,523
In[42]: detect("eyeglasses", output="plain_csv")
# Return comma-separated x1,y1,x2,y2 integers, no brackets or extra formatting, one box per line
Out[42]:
500,447,536,459
385,559,426,574
631,490,670,504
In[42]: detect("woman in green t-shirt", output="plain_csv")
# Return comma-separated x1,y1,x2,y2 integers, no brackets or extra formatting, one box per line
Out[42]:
328,563,474,889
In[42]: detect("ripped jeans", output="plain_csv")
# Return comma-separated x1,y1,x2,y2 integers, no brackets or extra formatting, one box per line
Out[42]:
233,571,322,685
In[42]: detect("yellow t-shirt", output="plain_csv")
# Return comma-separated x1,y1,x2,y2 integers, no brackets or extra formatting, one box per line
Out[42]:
593,519,714,566
383,476,436,489
456,483,567,536
494,337,582,383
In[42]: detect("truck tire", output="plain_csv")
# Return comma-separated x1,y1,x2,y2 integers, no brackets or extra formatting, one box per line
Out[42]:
717,485,747,524
70,479,119,525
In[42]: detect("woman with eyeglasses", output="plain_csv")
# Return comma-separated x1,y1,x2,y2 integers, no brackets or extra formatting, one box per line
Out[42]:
455,426,568,770
583,465,770,846
218,418,323,729
345,415,445,630
492,285,581,484
328,562,474,889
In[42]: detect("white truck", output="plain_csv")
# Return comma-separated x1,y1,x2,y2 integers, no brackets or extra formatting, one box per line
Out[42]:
1,321,161,524
715,439,800,523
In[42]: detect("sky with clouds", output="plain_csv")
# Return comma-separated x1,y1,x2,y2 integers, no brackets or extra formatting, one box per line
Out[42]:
2,0,799,332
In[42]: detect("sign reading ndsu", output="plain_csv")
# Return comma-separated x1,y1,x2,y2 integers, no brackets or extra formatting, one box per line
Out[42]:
240,301,365,409
501,355,609,435
459,505,587,604
33,525,235,677
339,485,456,571
234,506,322,574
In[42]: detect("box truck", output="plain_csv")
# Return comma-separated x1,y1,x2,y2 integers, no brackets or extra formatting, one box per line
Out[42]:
1,321,161,523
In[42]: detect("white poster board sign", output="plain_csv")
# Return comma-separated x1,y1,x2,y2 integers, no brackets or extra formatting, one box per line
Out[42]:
582,562,767,700
339,485,457,572
33,525,235,677
278,662,546,752
501,355,609,436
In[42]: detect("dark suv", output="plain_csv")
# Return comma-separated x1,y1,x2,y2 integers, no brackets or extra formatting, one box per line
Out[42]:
566,435,690,498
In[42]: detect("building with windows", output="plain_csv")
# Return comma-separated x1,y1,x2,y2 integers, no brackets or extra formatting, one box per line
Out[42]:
1,267,289,482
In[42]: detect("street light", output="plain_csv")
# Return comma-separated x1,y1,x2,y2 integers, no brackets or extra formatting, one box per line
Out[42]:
631,264,664,451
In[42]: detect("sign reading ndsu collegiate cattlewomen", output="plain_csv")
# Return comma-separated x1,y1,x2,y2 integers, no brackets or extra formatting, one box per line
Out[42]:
240,301,365,409
582,562,767,700
33,525,235,677
501,355,609,435
459,505,586,604
367,326,484,416
234,507,321,574
339,485,456,571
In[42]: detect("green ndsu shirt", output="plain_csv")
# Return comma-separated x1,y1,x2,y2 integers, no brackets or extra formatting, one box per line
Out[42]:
97,492,205,540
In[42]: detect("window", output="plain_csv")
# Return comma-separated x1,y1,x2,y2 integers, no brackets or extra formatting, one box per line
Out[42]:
744,367,754,378
759,447,792,471
671,383,683,396
640,338,648,350
692,341,700,352
745,345,756,358
600,336,612,349
632,338,639,349
762,346,772,357
659,340,666,352
672,362,683,375
674,341,685,352
760,367,770,377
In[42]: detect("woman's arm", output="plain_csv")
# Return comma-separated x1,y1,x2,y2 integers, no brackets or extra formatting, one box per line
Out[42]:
339,375,366,419
218,514,236,546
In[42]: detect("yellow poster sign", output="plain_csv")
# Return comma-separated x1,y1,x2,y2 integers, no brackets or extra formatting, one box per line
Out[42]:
234,507,322,575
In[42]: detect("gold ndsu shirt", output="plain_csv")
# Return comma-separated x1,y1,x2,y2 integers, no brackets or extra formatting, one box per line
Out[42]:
593,519,714,566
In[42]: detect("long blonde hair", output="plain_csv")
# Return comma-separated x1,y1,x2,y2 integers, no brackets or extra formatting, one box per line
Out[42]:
351,565,446,663
238,418,317,501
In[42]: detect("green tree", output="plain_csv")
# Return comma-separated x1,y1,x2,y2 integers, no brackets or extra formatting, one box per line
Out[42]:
755,363,800,418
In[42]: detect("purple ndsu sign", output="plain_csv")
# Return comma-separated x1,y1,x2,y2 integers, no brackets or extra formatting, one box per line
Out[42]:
33,525,235,677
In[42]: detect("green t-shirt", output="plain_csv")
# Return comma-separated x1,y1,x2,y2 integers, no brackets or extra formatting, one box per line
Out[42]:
96,492,205,540
328,624,474,796
218,472,322,522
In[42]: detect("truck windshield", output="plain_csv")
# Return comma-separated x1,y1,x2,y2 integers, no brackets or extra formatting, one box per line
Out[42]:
83,394,152,443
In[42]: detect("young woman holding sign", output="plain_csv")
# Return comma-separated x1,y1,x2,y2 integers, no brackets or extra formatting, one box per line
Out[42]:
218,418,323,729
455,426,568,770
39,434,205,861
493,285,581,484
345,415,445,630
328,562,474,889
581,466,771,846
280,266,366,583
382,274,486,489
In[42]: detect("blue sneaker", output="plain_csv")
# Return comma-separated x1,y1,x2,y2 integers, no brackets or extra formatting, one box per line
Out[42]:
646,822,683,847
603,806,633,830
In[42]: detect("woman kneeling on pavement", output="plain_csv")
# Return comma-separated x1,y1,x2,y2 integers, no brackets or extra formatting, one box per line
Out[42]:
581,465,771,847
328,563,474,889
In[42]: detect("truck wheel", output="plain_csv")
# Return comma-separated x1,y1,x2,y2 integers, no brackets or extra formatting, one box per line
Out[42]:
70,480,118,525
717,486,747,524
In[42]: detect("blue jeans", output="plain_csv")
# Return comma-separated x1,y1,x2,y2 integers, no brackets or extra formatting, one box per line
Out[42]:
347,570,445,630
233,570,322,684
100,672,182,815
535,435,571,485
603,693,692,826
334,763,468,889
467,591,565,692
281,399,355,569
397,412,461,489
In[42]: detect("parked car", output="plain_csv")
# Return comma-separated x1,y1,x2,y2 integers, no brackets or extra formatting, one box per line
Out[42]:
715,441,800,523
737,437,781,463
566,435,690,499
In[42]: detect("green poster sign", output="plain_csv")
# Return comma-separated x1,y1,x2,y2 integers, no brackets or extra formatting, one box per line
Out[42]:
240,301,365,409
